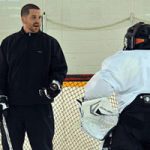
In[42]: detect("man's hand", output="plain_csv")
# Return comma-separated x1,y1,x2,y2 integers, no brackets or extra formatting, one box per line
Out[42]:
0,95,8,122
39,80,61,100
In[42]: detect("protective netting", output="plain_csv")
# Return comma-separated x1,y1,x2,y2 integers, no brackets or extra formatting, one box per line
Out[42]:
0,74,118,150
50,76,117,150
52,75,101,150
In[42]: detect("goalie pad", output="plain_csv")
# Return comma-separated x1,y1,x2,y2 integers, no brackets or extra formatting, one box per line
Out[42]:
77,97,119,140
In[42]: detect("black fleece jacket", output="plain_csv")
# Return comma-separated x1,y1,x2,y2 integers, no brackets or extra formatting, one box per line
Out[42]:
0,28,67,105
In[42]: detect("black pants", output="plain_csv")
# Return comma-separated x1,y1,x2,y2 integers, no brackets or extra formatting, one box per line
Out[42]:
1,104,54,150
109,94,150,150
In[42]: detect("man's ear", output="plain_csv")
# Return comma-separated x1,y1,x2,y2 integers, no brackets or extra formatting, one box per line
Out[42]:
21,16,26,24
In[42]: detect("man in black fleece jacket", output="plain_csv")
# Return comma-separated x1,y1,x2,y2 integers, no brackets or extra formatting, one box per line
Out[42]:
0,3,67,150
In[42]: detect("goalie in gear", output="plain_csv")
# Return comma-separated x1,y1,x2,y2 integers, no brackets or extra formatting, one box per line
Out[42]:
78,22,150,150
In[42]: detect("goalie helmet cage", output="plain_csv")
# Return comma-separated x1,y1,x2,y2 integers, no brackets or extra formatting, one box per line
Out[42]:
0,74,117,150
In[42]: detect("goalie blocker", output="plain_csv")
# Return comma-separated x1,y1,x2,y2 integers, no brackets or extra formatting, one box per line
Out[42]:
77,96,118,140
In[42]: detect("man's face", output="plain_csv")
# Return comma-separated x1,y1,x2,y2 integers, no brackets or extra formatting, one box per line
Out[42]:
22,9,41,33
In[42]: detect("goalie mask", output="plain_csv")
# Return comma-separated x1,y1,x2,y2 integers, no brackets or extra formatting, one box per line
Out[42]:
123,22,150,50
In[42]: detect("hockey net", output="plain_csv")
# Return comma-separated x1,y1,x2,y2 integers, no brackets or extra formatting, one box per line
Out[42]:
0,74,117,150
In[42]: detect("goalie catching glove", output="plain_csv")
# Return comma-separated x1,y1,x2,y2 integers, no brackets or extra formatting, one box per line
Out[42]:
0,95,9,122
39,80,61,100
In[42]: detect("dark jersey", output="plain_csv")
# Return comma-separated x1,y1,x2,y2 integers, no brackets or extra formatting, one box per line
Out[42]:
0,28,67,105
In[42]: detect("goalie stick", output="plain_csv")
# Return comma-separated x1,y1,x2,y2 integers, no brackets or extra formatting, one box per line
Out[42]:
1,113,13,150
